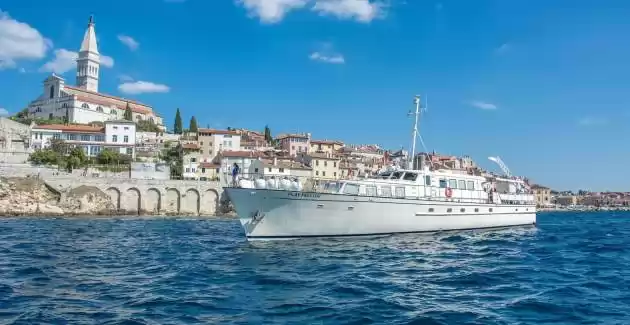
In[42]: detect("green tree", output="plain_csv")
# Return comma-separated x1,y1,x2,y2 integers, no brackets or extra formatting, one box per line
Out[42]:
189,116,198,132
124,102,133,121
264,125,272,143
174,108,183,134
161,143,183,179
136,120,160,132
49,139,69,155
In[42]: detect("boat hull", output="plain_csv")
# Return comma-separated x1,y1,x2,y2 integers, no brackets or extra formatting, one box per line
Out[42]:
225,187,537,240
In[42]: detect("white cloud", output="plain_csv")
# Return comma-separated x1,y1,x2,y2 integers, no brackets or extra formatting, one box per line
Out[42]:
309,51,345,64
0,10,52,69
313,0,384,22
39,49,114,74
118,81,170,95
468,100,498,110
495,43,510,55
117,35,139,51
100,55,114,68
0,108,8,116
238,0,308,23
577,117,607,126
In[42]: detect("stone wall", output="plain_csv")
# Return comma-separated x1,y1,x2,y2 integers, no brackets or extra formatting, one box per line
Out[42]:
46,177,224,216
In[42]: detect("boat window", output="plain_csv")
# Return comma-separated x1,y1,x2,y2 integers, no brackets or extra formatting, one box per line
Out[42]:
392,171,404,179
366,186,377,196
424,176,431,186
324,182,342,193
381,186,392,197
395,187,405,198
343,183,360,195
467,181,475,190
458,180,466,190
439,179,447,188
449,179,457,189
378,172,391,179
403,172,418,181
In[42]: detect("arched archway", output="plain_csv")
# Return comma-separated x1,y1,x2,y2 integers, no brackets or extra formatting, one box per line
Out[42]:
106,187,121,210
182,189,200,215
122,188,141,215
164,188,180,214
146,188,161,214
202,189,219,215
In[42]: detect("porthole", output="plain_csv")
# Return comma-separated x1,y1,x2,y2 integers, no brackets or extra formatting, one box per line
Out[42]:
447,208,452,213
428,208,434,212
489,208,493,212
516,209,518,212
460,208,465,212
474,208,479,212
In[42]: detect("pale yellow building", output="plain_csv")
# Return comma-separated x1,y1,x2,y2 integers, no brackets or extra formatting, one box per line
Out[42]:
299,153,341,180
310,139,344,155
555,195,578,206
532,184,552,207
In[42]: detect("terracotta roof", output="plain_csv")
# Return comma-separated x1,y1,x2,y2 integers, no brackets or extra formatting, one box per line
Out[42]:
260,159,312,170
64,85,154,115
220,150,262,158
197,128,240,136
32,124,104,133
276,133,309,140
311,139,343,145
200,162,220,168
182,143,200,150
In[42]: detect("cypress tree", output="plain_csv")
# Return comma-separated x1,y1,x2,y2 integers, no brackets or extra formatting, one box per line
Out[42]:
174,108,183,134
189,116,198,132
124,102,133,121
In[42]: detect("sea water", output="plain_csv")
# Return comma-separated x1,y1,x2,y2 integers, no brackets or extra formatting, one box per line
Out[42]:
0,212,629,324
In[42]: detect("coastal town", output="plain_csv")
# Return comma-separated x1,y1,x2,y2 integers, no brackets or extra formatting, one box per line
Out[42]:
0,16,627,214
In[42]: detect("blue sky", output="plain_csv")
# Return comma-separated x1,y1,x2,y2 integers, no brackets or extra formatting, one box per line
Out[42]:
1,0,630,191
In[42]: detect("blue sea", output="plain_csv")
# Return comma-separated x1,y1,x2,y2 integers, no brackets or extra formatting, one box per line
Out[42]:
0,212,629,324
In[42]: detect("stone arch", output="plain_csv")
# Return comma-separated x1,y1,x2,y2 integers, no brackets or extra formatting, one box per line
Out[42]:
106,187,121,210
145,188,161,214
121,188,141,215
182,189,200,215
164,188,180,214
201,189,219,216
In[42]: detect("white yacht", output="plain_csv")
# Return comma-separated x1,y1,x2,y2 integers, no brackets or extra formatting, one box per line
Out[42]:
224,96,536,241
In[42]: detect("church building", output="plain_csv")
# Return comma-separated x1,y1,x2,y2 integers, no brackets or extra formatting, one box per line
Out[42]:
25,16,164,129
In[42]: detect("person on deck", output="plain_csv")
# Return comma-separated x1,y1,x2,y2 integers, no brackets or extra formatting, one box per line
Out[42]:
232,163,240,186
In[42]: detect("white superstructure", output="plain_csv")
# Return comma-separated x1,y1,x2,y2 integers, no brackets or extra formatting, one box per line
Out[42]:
224,95,536,241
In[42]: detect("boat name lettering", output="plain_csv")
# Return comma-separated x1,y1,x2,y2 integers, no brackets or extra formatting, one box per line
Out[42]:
288,192,321,198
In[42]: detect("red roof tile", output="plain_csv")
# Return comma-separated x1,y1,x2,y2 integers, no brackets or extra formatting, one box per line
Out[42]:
220,150,261,158
197,128,240,136
32,124,104,133
64,85,154,115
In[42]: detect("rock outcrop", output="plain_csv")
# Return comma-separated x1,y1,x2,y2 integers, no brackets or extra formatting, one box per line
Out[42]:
0,177,114,216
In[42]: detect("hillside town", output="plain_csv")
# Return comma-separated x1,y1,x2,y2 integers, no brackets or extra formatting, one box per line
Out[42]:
0,15,626,212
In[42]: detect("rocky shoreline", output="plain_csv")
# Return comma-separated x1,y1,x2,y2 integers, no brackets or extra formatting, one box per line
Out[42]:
0,177,235,217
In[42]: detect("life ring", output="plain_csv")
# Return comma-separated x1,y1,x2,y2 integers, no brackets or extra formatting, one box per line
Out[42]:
445,187,453,198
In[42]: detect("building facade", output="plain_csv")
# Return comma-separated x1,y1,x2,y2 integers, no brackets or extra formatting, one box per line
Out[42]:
298,153,341,180
31,120,136,158
532,184,552,207
277,133,310,156
197,128,241,162
310,139,343,155
25,17,164,128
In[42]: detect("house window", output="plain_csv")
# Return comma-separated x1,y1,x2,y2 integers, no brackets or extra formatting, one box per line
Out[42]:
315,160,319,166
202,168,206,173
81,103,89,109
123,135,129,143
324,161,328,167
67,134,76,140
334,172,337,177
268,168,272,172
49,85,55,99
126,148,132,155
124,127,129,130
95,135,104,142
316,171,319,176
191,157,196,163
113,126,118,130
53,134,60,140
333,162,337,167
185,168,190,173
96,106,104,113
254,168,259,173
279,168,284,173
112,135,118,142
322,171,326,177
81,135,90,141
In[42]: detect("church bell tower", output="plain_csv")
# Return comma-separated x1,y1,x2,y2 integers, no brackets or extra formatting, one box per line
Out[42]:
76,15,100,92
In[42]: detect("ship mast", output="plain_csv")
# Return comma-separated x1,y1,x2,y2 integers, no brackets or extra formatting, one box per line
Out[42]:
409,95,421,169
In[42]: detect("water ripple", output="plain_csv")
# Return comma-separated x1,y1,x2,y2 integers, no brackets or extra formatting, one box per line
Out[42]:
0,213,629,324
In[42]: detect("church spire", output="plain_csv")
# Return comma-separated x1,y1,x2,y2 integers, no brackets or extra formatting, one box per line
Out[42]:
80,15,98,54
76,15,100,92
